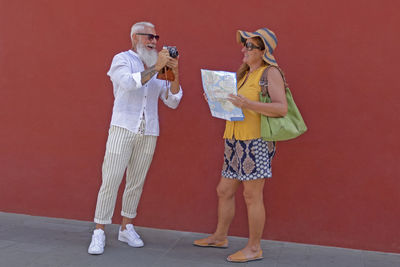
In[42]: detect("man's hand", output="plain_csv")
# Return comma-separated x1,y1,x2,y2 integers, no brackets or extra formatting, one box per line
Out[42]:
166,56,180,96
141,49,171,85
155,49,171,72
166,57,179,78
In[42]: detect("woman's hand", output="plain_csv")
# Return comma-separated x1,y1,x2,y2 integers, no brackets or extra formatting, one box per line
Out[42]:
227,94,250,108
203,92,208,102
227,67,287,117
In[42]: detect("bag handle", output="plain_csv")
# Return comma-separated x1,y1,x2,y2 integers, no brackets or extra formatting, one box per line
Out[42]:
259,65,288,97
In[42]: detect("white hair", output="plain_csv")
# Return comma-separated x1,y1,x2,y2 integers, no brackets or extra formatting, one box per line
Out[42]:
136,42,158,67
130,21,155,40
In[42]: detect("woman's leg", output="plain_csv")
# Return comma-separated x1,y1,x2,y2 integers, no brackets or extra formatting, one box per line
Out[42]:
214,177,241,239
194,177,240,245
228,178,265,259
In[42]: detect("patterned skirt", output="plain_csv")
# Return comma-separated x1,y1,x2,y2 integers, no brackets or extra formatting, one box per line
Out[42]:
221,138,276,181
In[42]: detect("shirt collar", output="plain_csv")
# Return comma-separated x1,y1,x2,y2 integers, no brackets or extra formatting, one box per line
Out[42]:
128,49,140,58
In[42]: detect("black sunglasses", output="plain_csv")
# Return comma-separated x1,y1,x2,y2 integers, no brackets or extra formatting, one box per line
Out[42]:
243,42,262,51
136,33,160,41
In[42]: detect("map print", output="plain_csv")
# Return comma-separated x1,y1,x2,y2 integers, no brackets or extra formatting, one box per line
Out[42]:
201,69,244,121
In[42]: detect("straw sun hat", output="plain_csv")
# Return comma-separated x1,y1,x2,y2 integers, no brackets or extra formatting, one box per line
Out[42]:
236,28,278,66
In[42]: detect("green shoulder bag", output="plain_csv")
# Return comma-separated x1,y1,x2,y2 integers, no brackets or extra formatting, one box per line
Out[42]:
259,66,307,141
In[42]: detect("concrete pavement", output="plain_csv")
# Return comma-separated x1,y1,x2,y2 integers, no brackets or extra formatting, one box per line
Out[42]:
1,212,399,267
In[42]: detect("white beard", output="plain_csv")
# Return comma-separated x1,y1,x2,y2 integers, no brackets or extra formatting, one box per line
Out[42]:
137,43,158,67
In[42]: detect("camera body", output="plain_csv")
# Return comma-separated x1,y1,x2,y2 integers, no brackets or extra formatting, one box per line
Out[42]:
157,46,178,81
163,46,179,58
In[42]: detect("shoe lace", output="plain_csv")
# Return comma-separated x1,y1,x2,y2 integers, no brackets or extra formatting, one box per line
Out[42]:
92,233,104,247
127,227,140,239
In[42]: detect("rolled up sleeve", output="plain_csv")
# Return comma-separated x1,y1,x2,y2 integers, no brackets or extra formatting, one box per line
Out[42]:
160,85,183,109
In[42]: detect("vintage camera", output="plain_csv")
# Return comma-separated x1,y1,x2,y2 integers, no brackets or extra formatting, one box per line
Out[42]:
164,46,179,58
157,46,179,81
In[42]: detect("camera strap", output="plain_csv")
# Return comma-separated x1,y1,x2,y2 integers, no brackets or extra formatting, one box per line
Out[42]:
164,67,170,99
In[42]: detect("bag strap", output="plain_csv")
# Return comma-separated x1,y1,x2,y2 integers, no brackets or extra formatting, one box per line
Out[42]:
259,65,288,97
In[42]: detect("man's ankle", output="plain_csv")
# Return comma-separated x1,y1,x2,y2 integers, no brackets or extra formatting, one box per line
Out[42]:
95,224,105,231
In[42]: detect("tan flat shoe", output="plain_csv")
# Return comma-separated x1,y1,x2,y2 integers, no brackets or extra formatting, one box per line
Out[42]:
193,238,228,248
226,250,263,263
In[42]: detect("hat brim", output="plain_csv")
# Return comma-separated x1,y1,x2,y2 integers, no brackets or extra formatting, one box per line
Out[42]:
237,30,278,66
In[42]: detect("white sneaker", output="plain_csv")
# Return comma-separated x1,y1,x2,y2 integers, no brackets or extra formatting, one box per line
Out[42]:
88,229,105,255
118,224,144,247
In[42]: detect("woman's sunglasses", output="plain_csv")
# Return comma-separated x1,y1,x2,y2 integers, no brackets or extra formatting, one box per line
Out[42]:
243,42,263,51
136,33,160,41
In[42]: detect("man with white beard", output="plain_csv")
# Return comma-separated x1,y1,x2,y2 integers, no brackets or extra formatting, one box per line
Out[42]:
88,21,183,255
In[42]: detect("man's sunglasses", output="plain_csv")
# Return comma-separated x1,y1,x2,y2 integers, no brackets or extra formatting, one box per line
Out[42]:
243,42,263,51
136,33,160,41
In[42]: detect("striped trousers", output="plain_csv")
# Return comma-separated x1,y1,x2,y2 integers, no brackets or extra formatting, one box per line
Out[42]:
94,125,157,224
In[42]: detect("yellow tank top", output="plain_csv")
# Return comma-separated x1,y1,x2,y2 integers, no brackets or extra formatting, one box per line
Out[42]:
223,66,267,140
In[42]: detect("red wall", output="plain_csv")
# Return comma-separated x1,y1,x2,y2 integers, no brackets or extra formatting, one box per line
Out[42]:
1,0,400,253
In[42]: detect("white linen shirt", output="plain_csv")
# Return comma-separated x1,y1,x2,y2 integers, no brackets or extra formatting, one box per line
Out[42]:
107,50,183,136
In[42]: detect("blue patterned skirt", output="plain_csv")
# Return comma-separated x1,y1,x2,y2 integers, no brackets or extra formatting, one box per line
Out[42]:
221,138,276,181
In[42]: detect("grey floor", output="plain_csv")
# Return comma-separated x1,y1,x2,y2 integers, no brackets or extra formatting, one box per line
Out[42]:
0,212,399,267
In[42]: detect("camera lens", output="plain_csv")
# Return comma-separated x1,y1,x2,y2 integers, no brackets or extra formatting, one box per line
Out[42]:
168,46,178,58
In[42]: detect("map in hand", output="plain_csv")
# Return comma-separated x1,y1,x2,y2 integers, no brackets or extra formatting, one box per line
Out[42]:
201,69,244,121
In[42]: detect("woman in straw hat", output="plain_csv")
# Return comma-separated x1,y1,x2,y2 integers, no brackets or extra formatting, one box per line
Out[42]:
194,28,287,263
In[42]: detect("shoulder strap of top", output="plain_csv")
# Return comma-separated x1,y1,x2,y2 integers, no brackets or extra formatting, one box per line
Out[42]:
259,65,288,96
